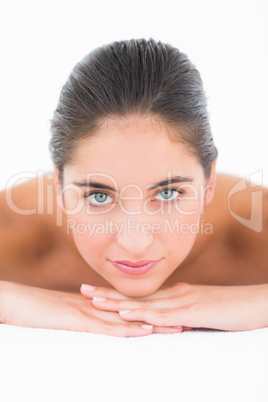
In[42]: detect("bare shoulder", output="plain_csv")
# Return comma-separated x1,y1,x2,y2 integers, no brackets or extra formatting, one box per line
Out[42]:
0,173,71,268
0,173,112,289
0,172,57,229
209,171,268,252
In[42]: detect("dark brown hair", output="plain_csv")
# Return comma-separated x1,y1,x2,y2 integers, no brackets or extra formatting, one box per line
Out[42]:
49,38,218,184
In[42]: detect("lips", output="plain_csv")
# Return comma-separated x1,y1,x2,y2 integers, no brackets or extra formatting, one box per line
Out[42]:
113,260,157,268
109,259,161,276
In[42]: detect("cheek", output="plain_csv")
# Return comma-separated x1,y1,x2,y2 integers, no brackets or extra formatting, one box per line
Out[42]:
71,230,110,270
162,221,197,255
164,198,202,230
160,200,201,259
164,230,197,264
68,212,112,265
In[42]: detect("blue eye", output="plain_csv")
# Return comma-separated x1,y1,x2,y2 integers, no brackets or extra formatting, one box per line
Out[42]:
84,187,184,210
84,191,114,208
154,188,183,203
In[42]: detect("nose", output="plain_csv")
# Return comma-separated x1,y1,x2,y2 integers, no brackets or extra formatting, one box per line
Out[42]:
115,217,154,256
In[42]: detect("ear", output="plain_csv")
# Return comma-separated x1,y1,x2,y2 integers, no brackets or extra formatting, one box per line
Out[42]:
54,167,64,209
203,160,217,207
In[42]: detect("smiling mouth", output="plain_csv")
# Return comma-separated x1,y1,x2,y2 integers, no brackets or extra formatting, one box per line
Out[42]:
112,259,159,268
109,259,162,276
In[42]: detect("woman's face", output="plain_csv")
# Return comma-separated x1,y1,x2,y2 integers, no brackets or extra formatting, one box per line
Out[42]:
57,115,216,297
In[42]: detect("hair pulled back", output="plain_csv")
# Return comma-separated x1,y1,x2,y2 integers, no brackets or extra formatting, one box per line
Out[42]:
49,38,218,184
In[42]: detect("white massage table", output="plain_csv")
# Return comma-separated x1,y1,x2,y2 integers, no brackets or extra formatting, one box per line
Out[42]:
0,324,268,401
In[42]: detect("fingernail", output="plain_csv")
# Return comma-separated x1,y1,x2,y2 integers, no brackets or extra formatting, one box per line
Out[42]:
93,297,106,302
119,310,131,315
140,324,153,329
81,284,96,291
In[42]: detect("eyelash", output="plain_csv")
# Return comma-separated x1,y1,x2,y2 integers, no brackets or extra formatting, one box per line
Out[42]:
83,188,185,210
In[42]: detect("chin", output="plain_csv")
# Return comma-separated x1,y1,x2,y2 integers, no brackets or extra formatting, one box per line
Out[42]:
113,281,161,299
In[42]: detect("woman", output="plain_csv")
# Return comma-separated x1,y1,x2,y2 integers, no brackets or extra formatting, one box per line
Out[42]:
0,38,267,337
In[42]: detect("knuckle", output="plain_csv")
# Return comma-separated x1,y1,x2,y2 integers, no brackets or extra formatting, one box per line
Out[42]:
111,299,120,307
103,320,113,331
155,309,169,324
188,302,201,313
141,299,153,308
82,300,93,309
68,305,86,318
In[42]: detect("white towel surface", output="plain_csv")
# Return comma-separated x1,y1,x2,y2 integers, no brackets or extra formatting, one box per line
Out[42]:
0,324,268,402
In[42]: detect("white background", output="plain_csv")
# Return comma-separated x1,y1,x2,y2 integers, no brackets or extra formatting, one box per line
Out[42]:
0,0,267,190
0,5,268,401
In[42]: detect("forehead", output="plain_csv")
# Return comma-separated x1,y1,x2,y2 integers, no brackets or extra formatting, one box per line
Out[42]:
65,115,204,185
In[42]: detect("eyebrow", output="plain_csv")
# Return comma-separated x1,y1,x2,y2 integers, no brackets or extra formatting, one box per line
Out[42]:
73,175,193,192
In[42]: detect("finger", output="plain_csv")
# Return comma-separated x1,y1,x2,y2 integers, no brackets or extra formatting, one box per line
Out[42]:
78,299,145,325
91,295,187,312
85,306,146,326
80,282,192,302
153,326,183,334
80,282,193,303
78,314,154,337
80,284,131,300
117,307,190,328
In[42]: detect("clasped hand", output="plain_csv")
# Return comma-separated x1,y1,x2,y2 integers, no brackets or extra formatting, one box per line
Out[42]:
81,281,268,333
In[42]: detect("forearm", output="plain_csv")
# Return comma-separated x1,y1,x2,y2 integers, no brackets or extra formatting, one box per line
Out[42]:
87,281,268,332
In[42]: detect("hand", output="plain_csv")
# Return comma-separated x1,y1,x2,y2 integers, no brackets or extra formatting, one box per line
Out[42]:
81,282,268,332
0,280,160,337
80,283,191,334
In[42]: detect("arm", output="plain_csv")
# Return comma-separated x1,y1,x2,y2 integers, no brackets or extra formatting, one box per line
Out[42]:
81,181,268,332
0,176,156,337
80,281,268,332
0,279,157,336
